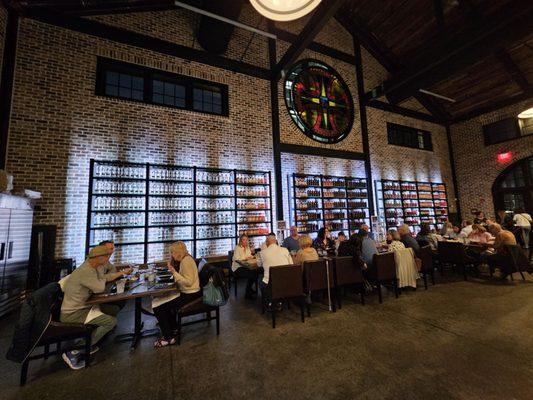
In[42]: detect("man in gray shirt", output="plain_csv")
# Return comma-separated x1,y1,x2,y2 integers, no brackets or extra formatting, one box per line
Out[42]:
282,226,300,253
60,245,131,370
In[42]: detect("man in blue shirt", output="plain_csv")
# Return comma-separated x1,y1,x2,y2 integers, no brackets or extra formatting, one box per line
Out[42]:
359,229,378,267
282,226,300,253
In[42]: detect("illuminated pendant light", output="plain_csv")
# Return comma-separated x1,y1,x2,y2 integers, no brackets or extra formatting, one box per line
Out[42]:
250,0,321,21
517,107,533,119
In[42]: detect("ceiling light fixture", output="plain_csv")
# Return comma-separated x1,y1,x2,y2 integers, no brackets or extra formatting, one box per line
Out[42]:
517,107,533,119
249,0,322,21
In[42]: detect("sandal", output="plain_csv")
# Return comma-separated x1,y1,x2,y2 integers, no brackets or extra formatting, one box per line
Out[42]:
153,338,176,348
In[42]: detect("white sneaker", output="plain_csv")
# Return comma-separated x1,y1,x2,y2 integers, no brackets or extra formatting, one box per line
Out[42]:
62,351,86,370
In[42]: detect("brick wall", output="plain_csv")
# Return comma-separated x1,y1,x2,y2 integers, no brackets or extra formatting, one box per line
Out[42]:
450,100,533,219
0,5,6,84
5,11,457,264
6,18,273,264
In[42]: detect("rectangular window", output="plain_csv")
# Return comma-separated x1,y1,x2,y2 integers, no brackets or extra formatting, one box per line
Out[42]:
387,122,433,151
153,79,186,108
482,118,520,145
193,84,223,115
96,58,228,116
104,70,144,101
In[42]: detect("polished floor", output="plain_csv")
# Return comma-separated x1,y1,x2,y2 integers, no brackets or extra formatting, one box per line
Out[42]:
1,271,533,400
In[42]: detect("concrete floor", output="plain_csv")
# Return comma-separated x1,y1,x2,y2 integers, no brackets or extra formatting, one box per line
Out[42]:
1,272,533,400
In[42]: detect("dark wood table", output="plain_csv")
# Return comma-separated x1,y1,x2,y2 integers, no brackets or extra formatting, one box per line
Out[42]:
87,280,177,350
236,258,259,269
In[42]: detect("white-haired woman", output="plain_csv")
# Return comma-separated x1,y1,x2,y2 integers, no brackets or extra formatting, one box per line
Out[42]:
152,241,200,348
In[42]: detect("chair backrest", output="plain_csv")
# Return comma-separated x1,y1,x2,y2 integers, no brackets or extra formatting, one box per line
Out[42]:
227,250,234,266
438,241,467,264
333,256,363,286
418,246,433,272
303,259,334,292
270,264,303,300
504,244,529,270
372,252,396,280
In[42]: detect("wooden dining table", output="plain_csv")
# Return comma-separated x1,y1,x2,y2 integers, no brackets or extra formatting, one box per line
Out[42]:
86,279,177,350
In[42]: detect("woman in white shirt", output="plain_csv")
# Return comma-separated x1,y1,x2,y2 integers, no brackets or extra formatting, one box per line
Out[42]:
513,208,532,249
386,229,406,252
232,234,259,299
153,241,200,348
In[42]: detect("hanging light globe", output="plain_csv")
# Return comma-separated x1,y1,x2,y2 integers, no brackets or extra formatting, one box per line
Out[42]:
517,107,533,119
250,0,321,21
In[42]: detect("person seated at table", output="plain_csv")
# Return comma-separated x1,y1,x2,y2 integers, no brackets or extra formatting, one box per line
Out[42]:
282,226,300,253
416,222,438,250
313,227,335,255
468,224,493,244
486,223,517,279
260,232,277,251
294,235,319,265
260,234,293,291
359,229,378,268
360,224,376,241
459,220,473,238
232,234,259,300
60,245,132,370
474,211,487,226
386,229,406,252
152,241,201,348
97,240,127,311
398,224,420,254
496,209,514,231
335,231,347,253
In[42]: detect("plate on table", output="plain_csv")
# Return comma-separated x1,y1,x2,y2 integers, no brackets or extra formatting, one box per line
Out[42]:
157,275,174,283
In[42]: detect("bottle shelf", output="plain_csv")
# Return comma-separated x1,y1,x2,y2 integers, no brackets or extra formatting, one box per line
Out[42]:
376,179,449,233
291,173,370,236
87,160,273,260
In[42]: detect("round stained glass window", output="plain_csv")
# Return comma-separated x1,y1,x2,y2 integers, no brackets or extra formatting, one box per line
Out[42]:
284,59,354,144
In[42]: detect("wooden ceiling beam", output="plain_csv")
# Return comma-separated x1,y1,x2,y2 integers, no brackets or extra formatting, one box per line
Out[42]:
433,0,445,32
496,50,532,95
452,92,532,123
365,2,533,105
336,11,450,123
273,0,345,79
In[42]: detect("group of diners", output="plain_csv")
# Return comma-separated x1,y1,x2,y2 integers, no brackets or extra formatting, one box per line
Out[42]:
58,240,202,369
53,208,531,371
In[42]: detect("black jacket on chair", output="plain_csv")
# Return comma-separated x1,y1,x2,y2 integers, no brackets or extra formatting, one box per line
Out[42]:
6,282,62,363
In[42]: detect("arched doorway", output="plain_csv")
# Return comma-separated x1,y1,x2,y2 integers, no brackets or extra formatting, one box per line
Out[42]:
492,156,533,214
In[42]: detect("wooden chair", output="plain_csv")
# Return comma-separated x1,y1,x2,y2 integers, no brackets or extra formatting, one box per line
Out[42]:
332,256,365,308
20,297,95,386
500,244,530,281
176,297,220,345
303,259,336,315
367,252,398,303
261,264,305,329
418,246,436,289
437,241,478,280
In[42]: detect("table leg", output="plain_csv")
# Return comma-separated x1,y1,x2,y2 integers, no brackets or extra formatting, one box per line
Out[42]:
115,297,160,350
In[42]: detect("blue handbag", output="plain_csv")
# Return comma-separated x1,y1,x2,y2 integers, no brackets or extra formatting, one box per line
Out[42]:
203,280,227,307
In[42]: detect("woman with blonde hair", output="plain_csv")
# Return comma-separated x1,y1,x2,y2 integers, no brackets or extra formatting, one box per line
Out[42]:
468,224,493,244
386,229,405,252
152,241,200,348
294,235,319,265
232,234,259,299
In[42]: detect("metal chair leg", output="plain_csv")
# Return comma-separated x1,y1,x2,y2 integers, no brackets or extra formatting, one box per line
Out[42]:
85,333,92,368
215,307,220,335
300,299,305,323
20,360,29,386
423,273,428,290
177,315,182,345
